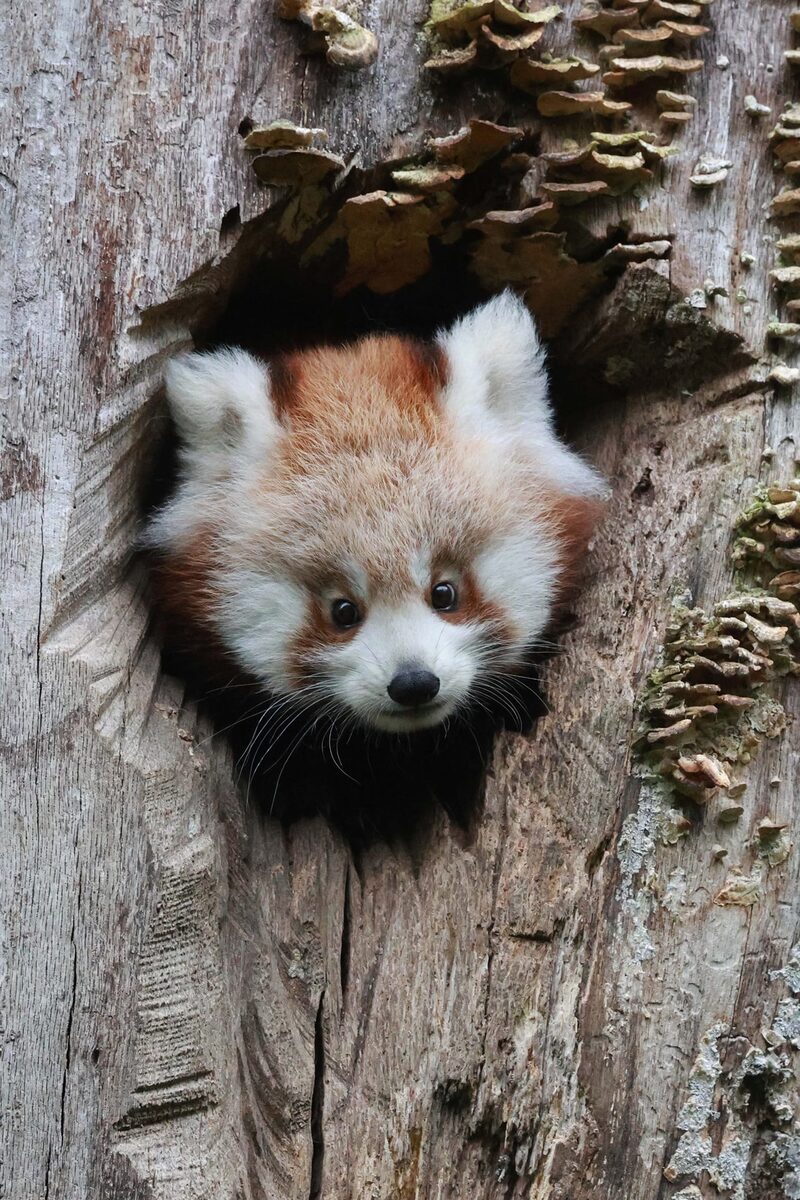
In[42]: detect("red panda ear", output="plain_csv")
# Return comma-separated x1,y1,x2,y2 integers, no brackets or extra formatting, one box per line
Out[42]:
437,290,551,436
437,291,607,500
165,348,280,477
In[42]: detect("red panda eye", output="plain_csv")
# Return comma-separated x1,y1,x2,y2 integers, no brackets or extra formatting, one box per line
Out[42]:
431,582,458,612
331,598,361,629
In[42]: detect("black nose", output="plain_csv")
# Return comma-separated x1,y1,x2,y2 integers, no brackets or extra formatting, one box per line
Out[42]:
387,665,441,707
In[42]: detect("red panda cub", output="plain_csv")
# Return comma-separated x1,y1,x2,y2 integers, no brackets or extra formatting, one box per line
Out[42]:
145,291,606,742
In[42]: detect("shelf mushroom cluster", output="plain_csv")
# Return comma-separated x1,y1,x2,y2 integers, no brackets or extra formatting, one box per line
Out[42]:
638,485,800,825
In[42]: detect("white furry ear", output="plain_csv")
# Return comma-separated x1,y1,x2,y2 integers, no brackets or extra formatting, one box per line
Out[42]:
165,347,279,475
438,291,607,499
437,290,551,438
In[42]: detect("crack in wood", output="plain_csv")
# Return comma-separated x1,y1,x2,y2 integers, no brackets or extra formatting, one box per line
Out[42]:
339,865,351,1005
308,991,326,1200
59,906,79,1144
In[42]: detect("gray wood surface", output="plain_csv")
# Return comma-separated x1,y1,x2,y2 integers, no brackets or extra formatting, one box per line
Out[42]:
3,0,799,1197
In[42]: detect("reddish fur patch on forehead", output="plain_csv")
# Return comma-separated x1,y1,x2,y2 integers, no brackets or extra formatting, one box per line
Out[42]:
268,333,447,440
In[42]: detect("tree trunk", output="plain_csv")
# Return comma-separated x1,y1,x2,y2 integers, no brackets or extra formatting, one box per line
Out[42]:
4,1,800,1198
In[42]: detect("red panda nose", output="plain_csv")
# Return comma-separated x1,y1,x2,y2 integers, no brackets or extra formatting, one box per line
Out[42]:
387,665,441,708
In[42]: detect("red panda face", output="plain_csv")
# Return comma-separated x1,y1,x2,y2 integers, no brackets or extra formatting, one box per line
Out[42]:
146,292,607,735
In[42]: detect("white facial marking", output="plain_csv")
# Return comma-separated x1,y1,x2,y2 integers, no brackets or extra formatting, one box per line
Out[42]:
215,569,308,693
410,546,432,592
473,528,558,648
323,599,479,732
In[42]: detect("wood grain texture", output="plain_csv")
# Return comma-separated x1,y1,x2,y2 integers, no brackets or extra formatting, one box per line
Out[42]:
2,1,800,1198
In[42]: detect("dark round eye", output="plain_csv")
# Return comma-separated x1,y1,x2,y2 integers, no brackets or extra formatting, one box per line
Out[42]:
431,582,458,612
331,598,361,629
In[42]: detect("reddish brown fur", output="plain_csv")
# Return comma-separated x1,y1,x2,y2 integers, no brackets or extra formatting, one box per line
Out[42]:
268,334,445,451
252,333,476,601
542,493,605,612
286,595,361,687
149,529,240,686
435,566,514,643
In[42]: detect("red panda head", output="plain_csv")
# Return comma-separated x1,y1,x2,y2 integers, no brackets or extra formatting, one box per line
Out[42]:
146,291,607,734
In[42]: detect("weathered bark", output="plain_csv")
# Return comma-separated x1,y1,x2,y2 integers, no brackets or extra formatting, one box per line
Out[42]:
3,2,800,1199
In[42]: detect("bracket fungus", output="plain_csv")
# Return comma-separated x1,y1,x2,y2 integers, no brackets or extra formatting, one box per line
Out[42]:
536,90,631,118
467,202,558,233
744,94,771,118
771,266,800,295
241,119,347,192
773,188,800,217
769,104,800,227
603,54,703,88
510,54,600,88
575,4,640,39
778,234,800,259
661,808,693,845
242,120,328,151
538,130,672,207
427,118,522,170
657,89,696,124
278,0,378,68
769,116,800,165
250,146,346,187
636,484,800,823
717,800,744,825
768,363,800,386
235,105,666,343
732,482,800,582
425,1,562,74
690,155,732,189
303,190,457,294
431,0,561,39
756,819,794,867
767,319,800,340
541,179,613,204
713,862,765,908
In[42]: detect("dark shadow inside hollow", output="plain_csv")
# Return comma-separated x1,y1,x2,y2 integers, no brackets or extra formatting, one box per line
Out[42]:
142,235,602,844
202,237,490,355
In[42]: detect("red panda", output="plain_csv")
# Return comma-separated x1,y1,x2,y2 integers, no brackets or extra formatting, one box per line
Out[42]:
145,291,606,741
